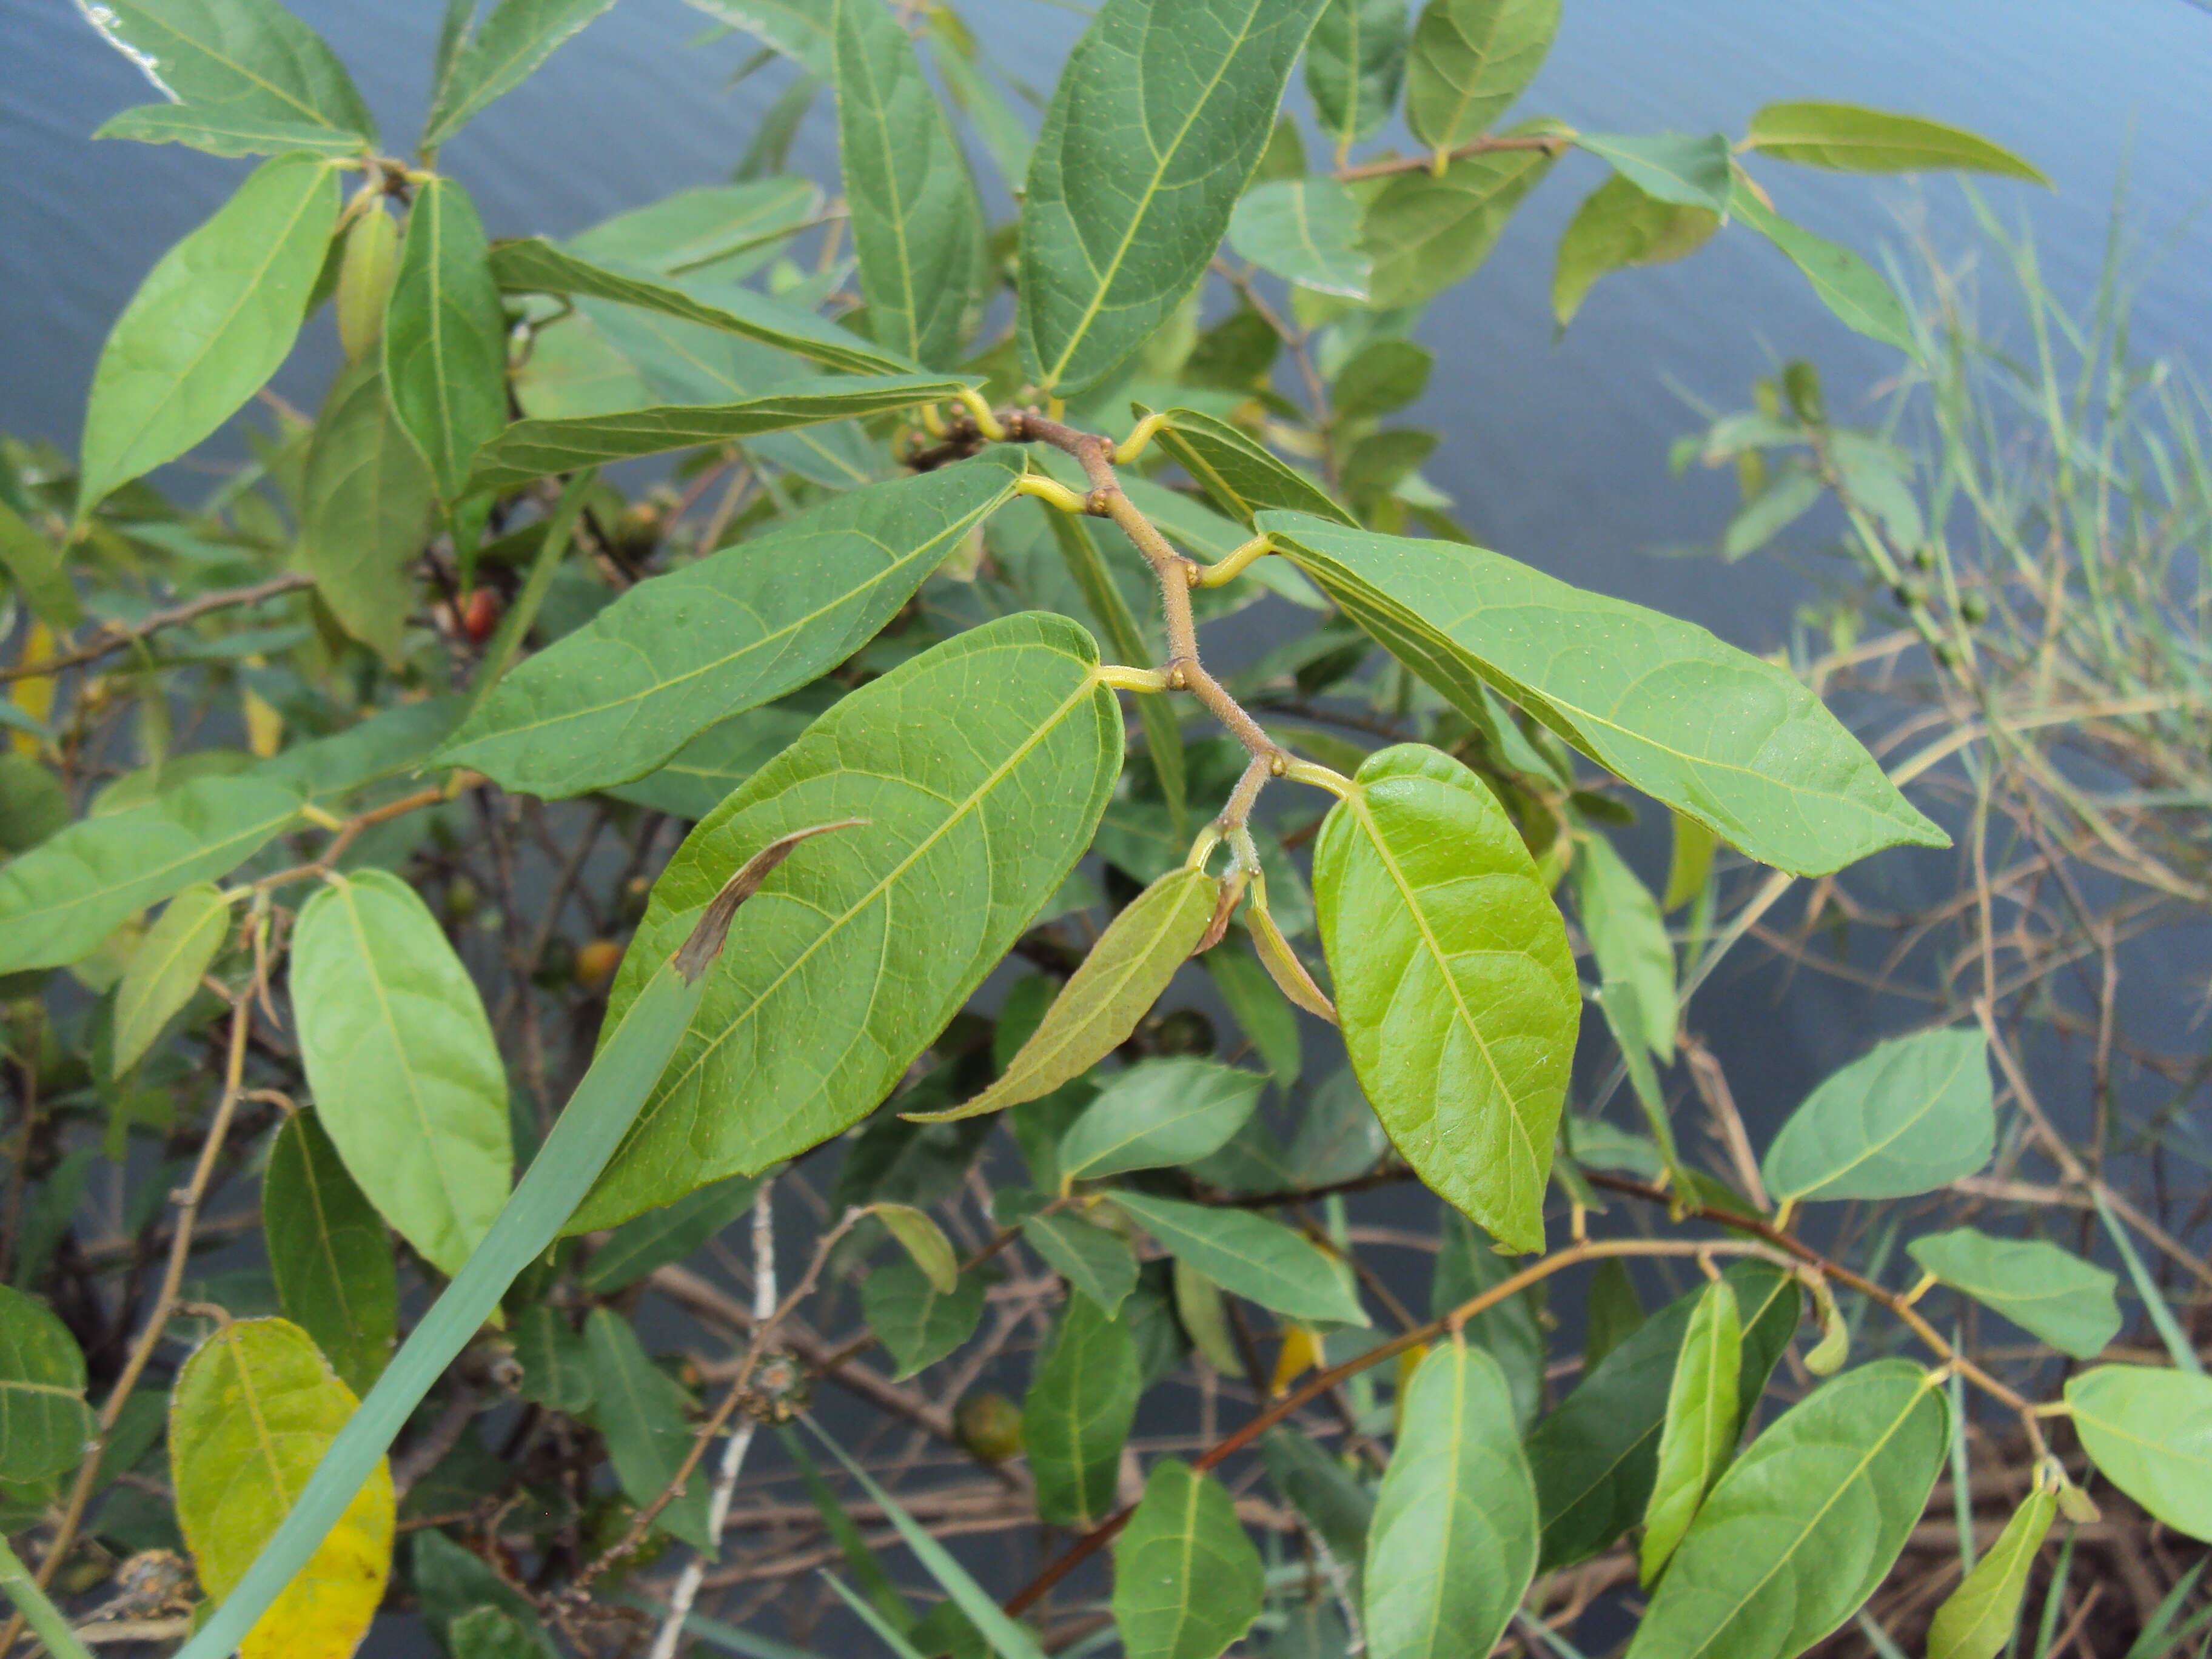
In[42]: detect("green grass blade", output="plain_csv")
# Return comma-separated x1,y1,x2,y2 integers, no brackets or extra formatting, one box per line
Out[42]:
822,1574,931,1659
0,1535,95,1659
2094,1190,2204,1375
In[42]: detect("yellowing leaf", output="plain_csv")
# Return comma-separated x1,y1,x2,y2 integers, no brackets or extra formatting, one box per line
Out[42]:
10,622,55,756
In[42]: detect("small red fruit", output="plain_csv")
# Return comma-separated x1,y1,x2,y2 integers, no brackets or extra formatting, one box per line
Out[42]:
574,937,624,991
460,588,501,643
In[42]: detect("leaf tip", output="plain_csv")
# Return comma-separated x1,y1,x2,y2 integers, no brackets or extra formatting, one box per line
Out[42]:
673,817,866,983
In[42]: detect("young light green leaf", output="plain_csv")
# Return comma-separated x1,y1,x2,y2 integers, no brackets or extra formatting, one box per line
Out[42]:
297,359,434,665
512,1304,595,1413
1248,888,1336,1024
1113,1459,1264,1659
112,882,231,1073
1172,1261,1243,1375
1661,811,1718,912
421,0,618,147
1228,179,1373,300
1262,513,1948,876
1760,1028,1992,1202
94,102,364,157
1927,1488,2056,1659
1017,0,1332,394
1359,143,1557,307
1022,1209,1140,1316
916,865,1219,1124
0,501,82,631
1110,1190,1367,1326
1572,832,1674,1065
1625,1361,1948,1659
1313,744,1577,1254
1205,946,1301,1085
1550,172,1717,328
292,868,512,1277
1744,102,2048,184
2065,1365,2212,1541
383,175,509,506
0,1285,94,1483
0,774,304,974
335,206,398,364
263,1110,398,1396
1574,132,1733,212
863,1258,984,1379
581,1172,763,1294
74,0,375,146
1137,406,1353,529
1728,177,1917,355
573,614,1122,1230
1905,1229,2119,1360
585,1308,712,1547
1025,1294,1140,1529
76,152,337,519
1307,0,1409,149
1364,1340,1538,1659
868,1203,959,1295
1403,0,1558,151
1057,1059,1265,1182
440,455,1020,796
1638,1276,1740,1584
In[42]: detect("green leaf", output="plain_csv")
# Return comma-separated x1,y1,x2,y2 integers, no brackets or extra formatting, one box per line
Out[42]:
292,868,512,1277
917,865,1219,1123
1744,102,2048,184
1727,178,1917,355
440,455,1018,796
1025,1294,1140,1528
512,1304,595,1413
297,359,435,665
1017,0,1331,394
606,702,822,820
863,1259,985,1379
573,614,1121,1230
831,0,985,368
585,1309,712,1547
1905,1228,2119,1361
1139,406,1353,531
75,0,374,146
1626,1361,1948,1659
1359,144,1556,308
0,774,304,974
1331,339,1433,423
1572,831,1674,1065
170,1318,393,1659
1307,0,1409,149
1760,1028,1992,1202
76,152,337,518
1205,947,1301,1086
2065,1366,2212,1541
451,1606,543,1659
0,1285,94,1483
1550,172,1717,327
1113,1460,1264,1659
1057,1059,1265,1182
1583,1257,1644,1372
569,176,823,279
692,0,835,76
0,500,82,631
1021,1210,1140,1316
871,1203,959,1294
1403,0,1558,151
0,757,67,859
581,1171,763,1293
1263,513,1948,876
1574,132,1732,211
1637,1277,1739,1584
1228,179,1373,300
1290,1067,1388,1185
93,101,365,158
422,0,617,147
263,1110,398,1397
1364,1339,1538,1659
1312,743,1576,1253
1262,1426,1373,1576
111,882,231,1073
383,175,509,506
1430,1212,1543,1429
1661,812,1718,912
1928,1489,2056,1659
1110,1190,1367,1326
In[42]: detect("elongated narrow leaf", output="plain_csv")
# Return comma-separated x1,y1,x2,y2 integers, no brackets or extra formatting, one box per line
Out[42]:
1057,1059,1264,1181
1205,946,1301,1085
1359,144,1556,308
1022,1210,1140,1316
1728,178,1917,355
917,865,1218,1123
1017,0,1330,394
863,1259,984,1379
1364,1341,1537,1659
1113,1459,1264,1659
112,882,231,1073
75,0,375,145
1141,406,1352,529
1760,1028,1991,1201
170,1318,394,1659
77,152,337,517
512,1304,595,1413
1025,1295,1139,1528
569,176,823,278
1574,132,1732,211
574,614,1121,1230
1638,1277,1739,1584
1551,172,1717,327
1228,179,1373,299
422,0,617,147
0,774,303,974
1307,0,1409,148
586,1308,712,1546
0,1286,94,1483
1625,1361,1948,1659
263,1111,398,1396
2065,1365,2212,1540
1403,0,1557,151
581,1172,762,1294
1111,1190,1366,1326
384,175,508,505
1905,1228,2119,1359
1263,514,1946,875
1250,893,1336,1023
1573,832,1674,1064
292,869,512,1276
93,102,363,157
1928,1489,2055,1659
1744,102,2048,184
297,359,434,664
1313,744,1576,1253
440,455,1019,796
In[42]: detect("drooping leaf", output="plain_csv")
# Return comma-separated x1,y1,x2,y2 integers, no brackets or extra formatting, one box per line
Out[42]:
870,1203,959,1295
1624,1361,1948,1659
1111,1191,1367,1326
1022,1208,1141,1316
1228,179,1373,300
440,455,1020,796
584,1309,712,1547
1905,1228,2119,1360
0,1286,94,1483
1363,1340,1538,1659
1057,1059,1265,1182
1138,406,1352,529
1403,0,1557,151
76,152,338,518
1359,143,1557,308
1927,1488,2056,1659
1637,1276,1739,1584
863,1259,985,1379
1572,831,1674,1064
1313,744,1577,1253
421,0,618,147
383,175,509,506
2065,1365,2212,1541
74,0,375,147
572,614,1121,1230
1017,0,1332,394
1263,513,1948,876
581,1172,763,1294
1727,177,1917,355
263,1110,398,1396
1112,1459,1264,1659
94,102,366,157
1574,132,1733,211
1307,0,1409,149
170,1318,394,1659
1744,102,2048,184
1760,1028,1992,1202
112,882,231,1073
292,868,512,1276
512,1304,595,1413
1550,172,1717,327
1025,1295,1139,1529
297,359,435,664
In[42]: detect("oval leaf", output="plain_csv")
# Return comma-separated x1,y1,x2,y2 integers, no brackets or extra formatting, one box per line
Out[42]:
1760,1027,1992,1202
76,0,375,144
1307,0,1410,148
1360,142,1557,308
1726,178,1917,356
862,1258,984,1380
1025,1293,1140,1528
1574,132,1733,211
513,1304,595,1413
264,1110,398,1397
1637,1276,1740,1584
1928,1488,2056,1659
1228,178,1373,300
584,1308,712,1547
421,0,618,147
1403,0,1557,151
1113,1459,1264,1659
1552,172,1717,327
112,881,232,1073
0,1285,93,1483
1572,831,1675,1065
1110,1190,1367,1326
1905,1228,2119,1361
383,174,509,506
2065,1365,2212,1541
297,360,434,665
1022,1208,1141,1316
870,1202,959,1294
1744,102,2048,184
1058,1058,1265,1182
